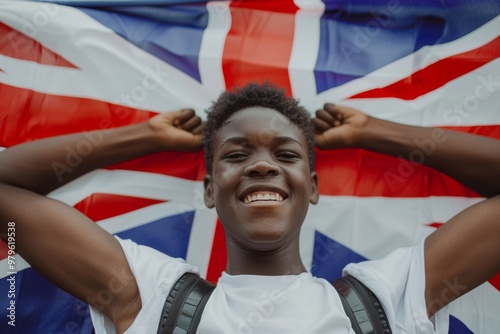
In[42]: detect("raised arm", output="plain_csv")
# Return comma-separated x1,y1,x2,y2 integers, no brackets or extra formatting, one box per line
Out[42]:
0,109,204,195
0,109,203,333
313,104,500,317
313,104,500,197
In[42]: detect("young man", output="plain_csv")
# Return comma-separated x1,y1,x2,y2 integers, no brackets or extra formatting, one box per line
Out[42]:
0,83,499,333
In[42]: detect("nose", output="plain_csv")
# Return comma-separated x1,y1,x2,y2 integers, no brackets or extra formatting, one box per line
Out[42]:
244,160,280,176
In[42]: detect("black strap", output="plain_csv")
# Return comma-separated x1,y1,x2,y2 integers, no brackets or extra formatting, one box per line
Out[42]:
332,276,392,334
157,273,215,334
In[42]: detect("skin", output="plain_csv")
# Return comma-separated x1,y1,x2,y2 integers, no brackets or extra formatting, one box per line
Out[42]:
0,102,499,331
204,107,319,276
314,104,500,317
0,109,204,334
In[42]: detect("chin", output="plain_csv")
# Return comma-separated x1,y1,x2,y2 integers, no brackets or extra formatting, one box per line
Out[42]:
243,227,291,250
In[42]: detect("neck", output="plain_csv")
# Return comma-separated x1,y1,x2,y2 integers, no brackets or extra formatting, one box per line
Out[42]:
224,237,307,276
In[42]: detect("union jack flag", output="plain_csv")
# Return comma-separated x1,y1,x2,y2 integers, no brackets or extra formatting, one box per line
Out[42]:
0,0,499,333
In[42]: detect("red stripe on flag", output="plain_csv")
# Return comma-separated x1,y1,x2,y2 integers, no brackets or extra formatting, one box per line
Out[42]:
316,148,479,197
0,83,155,147
350,36,500,100
0,83,206,180
106,151,206,181
228,0,299,13
206,219,227,283
73,193,166,222
0,22,77,68
222,0,298,95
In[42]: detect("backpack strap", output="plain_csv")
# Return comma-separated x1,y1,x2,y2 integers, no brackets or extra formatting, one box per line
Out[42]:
157,272,215,334
332,276,392,334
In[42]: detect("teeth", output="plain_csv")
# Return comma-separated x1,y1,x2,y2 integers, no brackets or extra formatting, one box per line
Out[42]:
243,192,284,204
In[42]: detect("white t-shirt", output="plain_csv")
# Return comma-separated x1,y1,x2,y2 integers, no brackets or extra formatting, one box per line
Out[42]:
90,237,449,333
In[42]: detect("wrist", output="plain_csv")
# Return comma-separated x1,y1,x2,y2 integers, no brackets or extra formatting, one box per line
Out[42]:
351,114,379,149
142,119,170,151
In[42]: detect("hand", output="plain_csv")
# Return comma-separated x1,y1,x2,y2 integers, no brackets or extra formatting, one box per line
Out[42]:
148,109,204,152
312,104,371,150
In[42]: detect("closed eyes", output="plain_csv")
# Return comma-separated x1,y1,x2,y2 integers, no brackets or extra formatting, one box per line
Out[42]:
221,150,301,162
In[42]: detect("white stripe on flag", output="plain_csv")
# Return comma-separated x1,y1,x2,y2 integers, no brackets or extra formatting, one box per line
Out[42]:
341,59,500,126
289,0,325,97
198,1,232,99
185,192,219,279
448,281,500,333
48,169,202,206
0,255,30,280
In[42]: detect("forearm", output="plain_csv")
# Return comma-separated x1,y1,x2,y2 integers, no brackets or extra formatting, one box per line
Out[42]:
358,117,500,197
0,122,163,195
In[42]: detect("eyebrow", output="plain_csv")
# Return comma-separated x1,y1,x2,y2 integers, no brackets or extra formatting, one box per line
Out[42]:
219,136,304,149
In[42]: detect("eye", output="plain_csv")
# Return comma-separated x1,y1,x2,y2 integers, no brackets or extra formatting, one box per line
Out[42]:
276,151,300,161
223,152,248,161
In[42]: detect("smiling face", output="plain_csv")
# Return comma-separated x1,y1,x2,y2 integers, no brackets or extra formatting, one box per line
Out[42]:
204,107,319,253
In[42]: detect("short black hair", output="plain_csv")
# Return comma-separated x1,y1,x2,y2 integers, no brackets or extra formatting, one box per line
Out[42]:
203,82,315,174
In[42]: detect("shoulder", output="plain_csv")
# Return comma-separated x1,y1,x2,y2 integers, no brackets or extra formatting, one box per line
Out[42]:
90,237,199,334
343,243,450,333
115,236,199,290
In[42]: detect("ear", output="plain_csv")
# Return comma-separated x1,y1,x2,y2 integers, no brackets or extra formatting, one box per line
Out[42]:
204,175,215,208
309,171,319,204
